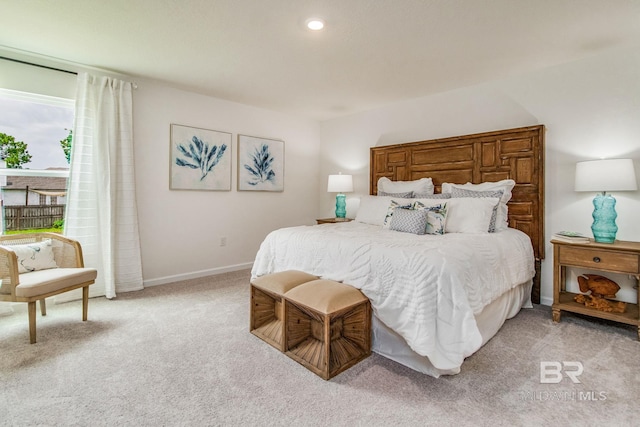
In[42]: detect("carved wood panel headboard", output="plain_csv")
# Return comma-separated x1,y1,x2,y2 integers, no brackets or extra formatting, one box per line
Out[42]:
370,125,545,299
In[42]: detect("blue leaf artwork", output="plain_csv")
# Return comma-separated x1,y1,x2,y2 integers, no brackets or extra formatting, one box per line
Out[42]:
238,135,284,191
175,135,227,181
244,144,275,185
170,125,231,191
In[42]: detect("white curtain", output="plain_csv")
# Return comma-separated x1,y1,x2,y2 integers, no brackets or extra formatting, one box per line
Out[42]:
63,72,143,299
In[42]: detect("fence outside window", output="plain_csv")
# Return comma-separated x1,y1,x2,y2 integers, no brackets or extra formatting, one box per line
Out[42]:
3,204,65,230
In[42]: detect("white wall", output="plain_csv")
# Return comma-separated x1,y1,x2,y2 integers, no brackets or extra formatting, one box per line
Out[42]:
1,53,321,287
319,46,640,305
133,81,321,285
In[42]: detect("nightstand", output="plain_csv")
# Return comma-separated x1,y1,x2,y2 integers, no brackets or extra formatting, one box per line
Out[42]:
551,239,640,340
316,218,353,225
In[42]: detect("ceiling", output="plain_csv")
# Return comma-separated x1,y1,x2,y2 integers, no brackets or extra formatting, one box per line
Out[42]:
2,0,640,121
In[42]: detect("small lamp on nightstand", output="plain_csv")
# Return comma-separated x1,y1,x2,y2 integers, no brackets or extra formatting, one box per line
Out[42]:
327,173,353,218
575,158,638,243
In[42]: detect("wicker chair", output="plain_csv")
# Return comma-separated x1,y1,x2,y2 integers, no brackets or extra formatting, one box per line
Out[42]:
0,233,97,343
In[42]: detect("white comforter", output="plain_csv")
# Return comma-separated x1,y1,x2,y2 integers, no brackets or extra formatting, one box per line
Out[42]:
251,222,535,371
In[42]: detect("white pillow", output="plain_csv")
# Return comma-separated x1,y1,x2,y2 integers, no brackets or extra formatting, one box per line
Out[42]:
378,177,434,196
355,196,395,226
441,179,515,231
4,239,58,273
445,198,500,233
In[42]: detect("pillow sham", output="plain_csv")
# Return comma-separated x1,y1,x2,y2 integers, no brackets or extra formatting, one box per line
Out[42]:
444,198,500,234
450,188,504,232
354,195,395,226
413,201,448,235
389,207,428,235
3,240,58,274
378,190,414,198
377,177,434,196
442,179,515,231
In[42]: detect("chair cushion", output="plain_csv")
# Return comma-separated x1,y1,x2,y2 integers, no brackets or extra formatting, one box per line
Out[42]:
285,279,368,314
15,268,98,298
251,270,318,296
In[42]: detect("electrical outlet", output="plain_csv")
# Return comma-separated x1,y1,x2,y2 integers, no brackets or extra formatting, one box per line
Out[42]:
220,237,227,247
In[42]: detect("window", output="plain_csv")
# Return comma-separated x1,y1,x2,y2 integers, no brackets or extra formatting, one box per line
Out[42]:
0,88,74,233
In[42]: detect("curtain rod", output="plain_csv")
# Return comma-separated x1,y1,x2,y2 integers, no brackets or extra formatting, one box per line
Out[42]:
0,55,77,75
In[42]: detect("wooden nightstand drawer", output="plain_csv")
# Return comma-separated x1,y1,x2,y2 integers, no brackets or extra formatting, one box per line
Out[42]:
558,245,640,274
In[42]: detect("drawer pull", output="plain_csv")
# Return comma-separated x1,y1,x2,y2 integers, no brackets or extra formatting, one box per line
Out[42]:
593,257,601,263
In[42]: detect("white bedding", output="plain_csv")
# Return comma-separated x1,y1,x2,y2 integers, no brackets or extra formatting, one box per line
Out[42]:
251,222,535,372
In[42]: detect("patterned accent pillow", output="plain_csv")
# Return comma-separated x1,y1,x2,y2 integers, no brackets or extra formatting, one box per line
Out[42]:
382,200,413,229
378,190,414,198
449,188,504,232
413,193,451,199
4,240,58,274
389,207,428,235
413,201,448,235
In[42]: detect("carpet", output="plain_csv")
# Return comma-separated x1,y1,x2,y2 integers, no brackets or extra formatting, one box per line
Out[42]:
1,269,639,426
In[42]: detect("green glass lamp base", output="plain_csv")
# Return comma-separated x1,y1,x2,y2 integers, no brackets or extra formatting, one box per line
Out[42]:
335,193,347,218
591,193,618,244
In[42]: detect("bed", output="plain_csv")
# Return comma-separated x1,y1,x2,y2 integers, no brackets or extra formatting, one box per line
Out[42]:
252,125,545,377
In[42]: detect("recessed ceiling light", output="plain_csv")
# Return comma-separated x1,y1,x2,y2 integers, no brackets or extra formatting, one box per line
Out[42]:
306,18,325,31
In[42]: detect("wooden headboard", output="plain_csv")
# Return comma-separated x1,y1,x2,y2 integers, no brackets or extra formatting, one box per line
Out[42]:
370,125,545,303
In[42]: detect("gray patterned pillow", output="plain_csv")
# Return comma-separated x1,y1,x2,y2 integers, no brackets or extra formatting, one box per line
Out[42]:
449,188,503,232
389,207,428,235
378,190,414,198
383,200,413,228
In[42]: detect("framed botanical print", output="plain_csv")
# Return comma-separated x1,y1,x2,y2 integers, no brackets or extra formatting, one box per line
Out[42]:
237,134,284,192
170,124,232,191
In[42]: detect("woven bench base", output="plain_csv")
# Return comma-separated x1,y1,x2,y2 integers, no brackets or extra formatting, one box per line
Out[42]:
250,270,318,352
284,280,371,380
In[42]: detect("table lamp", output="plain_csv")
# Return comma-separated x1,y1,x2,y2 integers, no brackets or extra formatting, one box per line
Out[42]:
327,173,353,218
575,158,638,243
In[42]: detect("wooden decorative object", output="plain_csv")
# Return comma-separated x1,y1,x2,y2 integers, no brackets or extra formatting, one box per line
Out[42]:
370,125,545,303
577,274,620,298
573,274,625,314
573,294,626,313
284,280,371,380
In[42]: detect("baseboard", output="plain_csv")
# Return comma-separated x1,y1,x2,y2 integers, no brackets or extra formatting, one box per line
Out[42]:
143,262,253,287
539,296,553,306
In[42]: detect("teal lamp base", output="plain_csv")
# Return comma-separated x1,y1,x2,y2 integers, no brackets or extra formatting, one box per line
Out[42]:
591,192,618,243
335,193,347,218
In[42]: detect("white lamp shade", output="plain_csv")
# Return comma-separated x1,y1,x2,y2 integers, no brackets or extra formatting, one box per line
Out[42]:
575,159,638,192
327,174,353,193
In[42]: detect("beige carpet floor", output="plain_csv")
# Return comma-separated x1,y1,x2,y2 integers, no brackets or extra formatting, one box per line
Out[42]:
1,269,639,426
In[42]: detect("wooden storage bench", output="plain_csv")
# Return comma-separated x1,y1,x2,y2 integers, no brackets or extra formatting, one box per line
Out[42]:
284,279,371,380
250,270,318,351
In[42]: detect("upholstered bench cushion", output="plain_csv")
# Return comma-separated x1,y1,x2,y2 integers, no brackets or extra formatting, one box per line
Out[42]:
284,279,368,313
251,270,318,295
16,268,98,298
